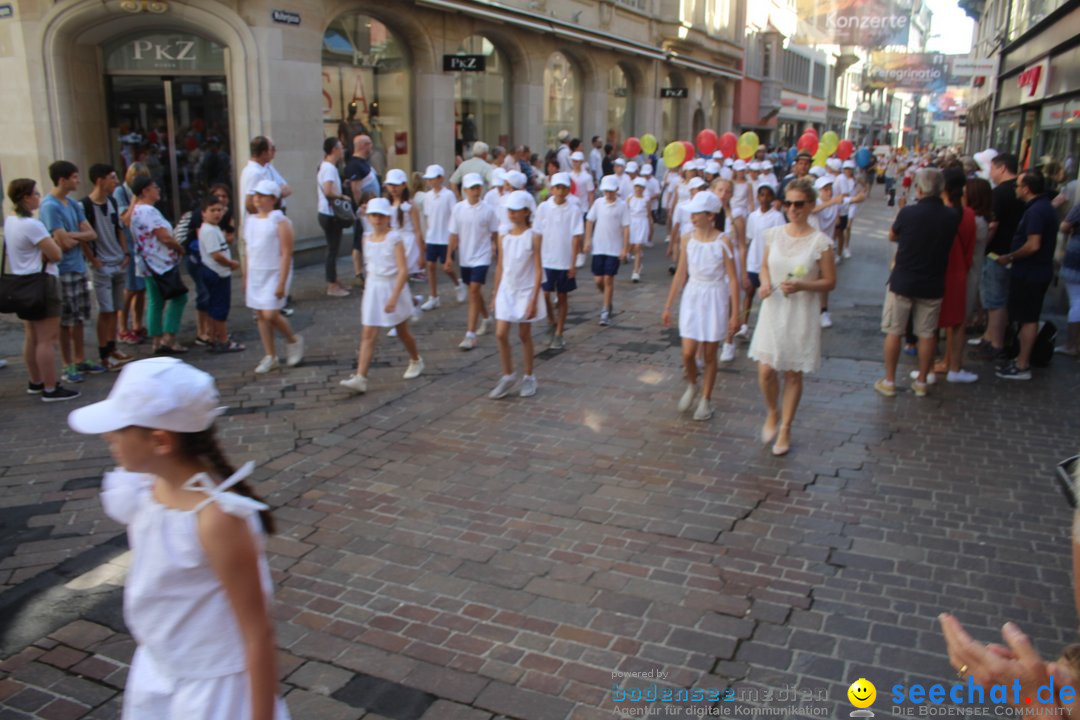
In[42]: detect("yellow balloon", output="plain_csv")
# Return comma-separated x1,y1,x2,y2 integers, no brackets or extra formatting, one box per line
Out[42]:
641,133,658,155
813,147,829,168
736,141,754,160
738,131,760,155
663,141,686,169
821,131,839,156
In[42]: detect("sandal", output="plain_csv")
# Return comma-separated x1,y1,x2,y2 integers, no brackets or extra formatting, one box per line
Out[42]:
213,340,246,353
194,336,213,347
154,344,188,355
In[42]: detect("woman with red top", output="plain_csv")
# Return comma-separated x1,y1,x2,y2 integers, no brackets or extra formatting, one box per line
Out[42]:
938,167,978,383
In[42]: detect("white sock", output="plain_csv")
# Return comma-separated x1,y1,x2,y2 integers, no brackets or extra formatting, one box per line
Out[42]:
466,331,476,339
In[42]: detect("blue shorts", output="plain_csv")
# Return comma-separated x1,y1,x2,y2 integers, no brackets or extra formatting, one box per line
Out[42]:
748,271,761,289
542,268,577,294
200,266,232,322
426,244,448,264
591,254,620,277
125,254,146,292
981,258,1010,310
461,265,488,285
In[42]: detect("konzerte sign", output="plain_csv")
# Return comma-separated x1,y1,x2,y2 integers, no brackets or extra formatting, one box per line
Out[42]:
794,0,912,46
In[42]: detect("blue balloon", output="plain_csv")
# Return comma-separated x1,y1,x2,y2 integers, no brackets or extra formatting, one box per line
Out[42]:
855,147,872,168
787,147,798,164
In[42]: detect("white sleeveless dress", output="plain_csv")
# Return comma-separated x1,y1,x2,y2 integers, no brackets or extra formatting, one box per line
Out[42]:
679,234,732,342
748,225,833,373
628,196,651,246
495,228,547,324
100,463,291,720
243,211,292,311
362,230,415,327
389,201,421,272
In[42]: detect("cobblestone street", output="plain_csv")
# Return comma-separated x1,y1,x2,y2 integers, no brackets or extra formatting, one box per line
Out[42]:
1,195,1078,720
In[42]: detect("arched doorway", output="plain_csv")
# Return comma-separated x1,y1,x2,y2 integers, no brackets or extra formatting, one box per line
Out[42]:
692,108,706,137
607,64,633,146
453,35,510,157
323,13,412,174
543,51,581,150
661,72,685,144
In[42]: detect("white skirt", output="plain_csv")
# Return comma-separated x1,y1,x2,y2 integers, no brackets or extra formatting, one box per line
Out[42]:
401,231,421,273
362,276,415,327
494,284,547,324
245,267,292,311
124,646,291,720
678,278,729,343
630,216,650,246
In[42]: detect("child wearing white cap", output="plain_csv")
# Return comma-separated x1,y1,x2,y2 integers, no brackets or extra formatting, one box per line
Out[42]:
244,179,303,374
641,165,661,230
808,175,844,328
628,178,651,281
661,191,739,422
384,168,425,278
340,198,424,393
585,176,630,326
668,177,708,273
612,159,633,200
67,358,291,719
569,152,595,212
535,173,583,349
420,164,466,309
490,190,546,399
447,173,500,350
837,160,865,261
743,185,785,338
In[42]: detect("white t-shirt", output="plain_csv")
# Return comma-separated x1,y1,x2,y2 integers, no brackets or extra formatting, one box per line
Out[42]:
239,160,270,225
130,204,178,275
535,198,584,270
833,174,855,215
423,187,456,245
266,163,289,210
672,199,693,240
198,224,232,278
585,198,630,257
745,208,785,274
615,173,633,201
645,177,662,207
569,170,594,207
3,216,58,276
810,202,840,238
449,200,499,268
317,161,341,216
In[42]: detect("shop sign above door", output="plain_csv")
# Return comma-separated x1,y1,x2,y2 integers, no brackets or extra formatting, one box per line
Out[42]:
105,32,226,74
444,55,486,72
272,10,300,25
660,87,688,99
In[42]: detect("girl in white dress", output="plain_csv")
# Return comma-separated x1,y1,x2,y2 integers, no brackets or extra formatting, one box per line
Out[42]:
384,168,425,275
748,177,837,456
243,180,303,374
712,178,747,362
489,191,545,400
340,198,424,394
628,178,651,282
662,191,739,421
67,358,291,720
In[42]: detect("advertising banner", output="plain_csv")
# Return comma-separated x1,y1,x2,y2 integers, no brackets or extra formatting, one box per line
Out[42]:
793,0,913,47
867,52,951,92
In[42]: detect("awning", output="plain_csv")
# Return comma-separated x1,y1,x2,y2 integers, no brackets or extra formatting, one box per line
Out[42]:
416,0,742,82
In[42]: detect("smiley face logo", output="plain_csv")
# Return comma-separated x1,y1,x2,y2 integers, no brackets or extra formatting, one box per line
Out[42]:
848,678,877,708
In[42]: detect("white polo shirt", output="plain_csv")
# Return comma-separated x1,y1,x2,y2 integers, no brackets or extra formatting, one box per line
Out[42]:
586,197,630,257
569,170,594,207
422,187,456,245
449,199,499,268
535,197,584,270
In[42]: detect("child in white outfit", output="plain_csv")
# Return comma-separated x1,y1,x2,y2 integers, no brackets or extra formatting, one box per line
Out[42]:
67,358,291,720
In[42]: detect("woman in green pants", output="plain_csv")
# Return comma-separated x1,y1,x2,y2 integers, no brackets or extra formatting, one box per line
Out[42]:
128,176,188,354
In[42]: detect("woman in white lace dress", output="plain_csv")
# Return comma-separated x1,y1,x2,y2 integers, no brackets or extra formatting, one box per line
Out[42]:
748,178,836,456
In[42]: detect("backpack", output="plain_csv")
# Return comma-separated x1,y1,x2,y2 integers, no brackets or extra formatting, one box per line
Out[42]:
174,211,198,263
1004,320,1056,367
79,195,122,259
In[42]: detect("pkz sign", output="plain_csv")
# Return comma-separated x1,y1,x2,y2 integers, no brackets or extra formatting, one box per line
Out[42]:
660,87,688,99
444,54,487,72
105,33,225,73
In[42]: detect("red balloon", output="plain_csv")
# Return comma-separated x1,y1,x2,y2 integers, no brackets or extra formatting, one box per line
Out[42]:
797,133,819,155
803,127,819,138
682,141,696,164
696,129,719,155
718,132,738,158
623,136,642,158
836,139,855,160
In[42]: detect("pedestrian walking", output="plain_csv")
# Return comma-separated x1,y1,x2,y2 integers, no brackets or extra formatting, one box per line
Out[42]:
419,164,465,310
628,178,650,281
446,173,498,350
535,173,583,350
743,185,785,338
584,175,630,327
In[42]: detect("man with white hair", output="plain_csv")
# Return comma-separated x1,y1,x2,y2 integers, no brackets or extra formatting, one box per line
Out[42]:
449,141,494,195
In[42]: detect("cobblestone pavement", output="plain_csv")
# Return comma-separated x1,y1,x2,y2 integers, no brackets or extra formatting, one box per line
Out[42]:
1,193,1078,720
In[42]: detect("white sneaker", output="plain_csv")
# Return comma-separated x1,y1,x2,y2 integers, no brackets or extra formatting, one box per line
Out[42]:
519,375,537,397
403,357,424,379
388,327,398,337
477,318,491,336
820,311,833,328
575,253,586,268
599,309,610,326
677,383,696,412
631,272,641,283
254,355,279,374
459,335,477,350
489,374,517,399
285,335,304,367
339,374,368,393
946,369,979,383
843,249,853,259
420,296,441,311
692,396,713,421
720,342,736,363
455,282,467,304
327,286,350,297
411,307,423,323
908,370,937,385
734,324,749,340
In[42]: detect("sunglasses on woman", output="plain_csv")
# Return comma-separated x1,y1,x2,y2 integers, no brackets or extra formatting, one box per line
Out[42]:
782,200,808,209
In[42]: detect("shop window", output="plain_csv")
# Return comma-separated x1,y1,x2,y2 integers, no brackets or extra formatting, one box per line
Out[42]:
544,51,580,149
607,64,633,145
454,35,509,157
323,13,411,173
661,73,684,144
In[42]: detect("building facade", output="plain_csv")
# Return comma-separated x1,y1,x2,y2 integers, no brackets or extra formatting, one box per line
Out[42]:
1,0,744,238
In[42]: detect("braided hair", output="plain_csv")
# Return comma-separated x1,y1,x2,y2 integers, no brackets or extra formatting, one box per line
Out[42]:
176,427,275,534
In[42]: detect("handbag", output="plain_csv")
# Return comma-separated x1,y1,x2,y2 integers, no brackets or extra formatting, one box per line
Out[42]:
150,265,188,300
0,239,48,320
332,198,356,228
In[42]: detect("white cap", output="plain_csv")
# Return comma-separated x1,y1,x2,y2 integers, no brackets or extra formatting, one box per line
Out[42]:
600,175,619,192
506,171,526,189
688,177,708,190
704,161,721,175
633,177,648,188
423,164,445,179
557,129,570,141
719,167,734,181
809,166,827,177
733,160,748,171
68,358,225,434
252,179,280,197
842,160,856,169
462,173,484,189
723,158,734,168
550,172,571,188
626,161,639,173
491,168,507,187
570,151,586,162
688,191,722,214
711,151,724,160
749,162,762,171
505,190,535,211
826,158,841,172
614,158,627,167
640,164,654,176
814,175,834,190
385,168,408,185
365,197,393,215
